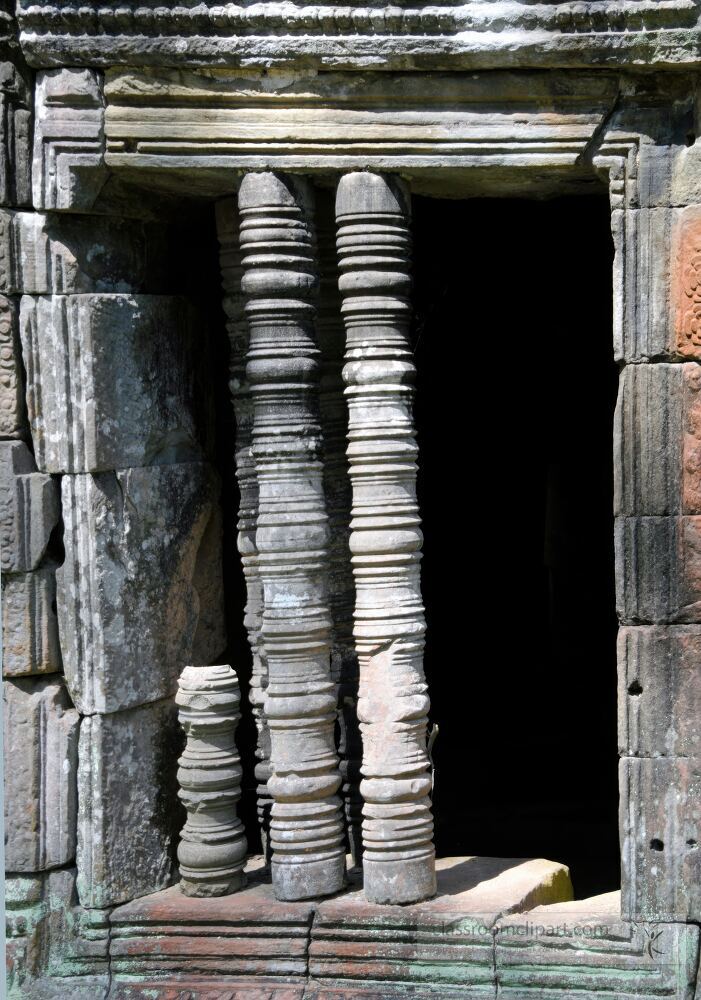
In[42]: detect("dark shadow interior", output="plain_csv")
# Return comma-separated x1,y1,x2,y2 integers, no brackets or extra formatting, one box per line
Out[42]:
413,195,620,899
181,189,620,900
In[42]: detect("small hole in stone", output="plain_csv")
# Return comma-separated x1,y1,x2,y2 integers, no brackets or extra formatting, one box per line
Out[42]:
628,680,643,696
650,838,664,852
687,839,698,849
686,131,696,147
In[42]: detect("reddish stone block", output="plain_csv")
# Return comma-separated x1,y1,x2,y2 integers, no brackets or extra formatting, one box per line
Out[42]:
673,206,701,360
110,877,313,987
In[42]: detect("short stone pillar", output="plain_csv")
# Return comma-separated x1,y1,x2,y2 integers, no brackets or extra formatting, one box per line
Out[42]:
336,171,436,905
175,664,248,897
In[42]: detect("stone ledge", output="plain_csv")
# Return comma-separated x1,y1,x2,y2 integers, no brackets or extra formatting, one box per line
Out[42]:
108,856,572,998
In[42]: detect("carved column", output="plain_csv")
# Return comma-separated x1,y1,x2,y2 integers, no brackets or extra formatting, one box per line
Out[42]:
216,199,272,862
176,664,248,897
335,172,436,904
238,171,345,901
316,194,363,866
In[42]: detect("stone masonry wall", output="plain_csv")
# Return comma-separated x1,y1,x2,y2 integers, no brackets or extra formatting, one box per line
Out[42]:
2,16,229,995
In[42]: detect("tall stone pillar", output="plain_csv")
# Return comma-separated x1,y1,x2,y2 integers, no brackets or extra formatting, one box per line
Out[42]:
215,198,272,862
335,172,436,904
238,171,346,901
316,194,363,866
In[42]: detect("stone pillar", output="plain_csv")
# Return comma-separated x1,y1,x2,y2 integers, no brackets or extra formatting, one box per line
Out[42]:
335,172,436,905
215,198,272,862
176,664,248,897
238,171,345,901
316,193,363,866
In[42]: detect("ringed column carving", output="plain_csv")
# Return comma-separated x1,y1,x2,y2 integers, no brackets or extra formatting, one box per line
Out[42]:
238,171,346,901
175,664,248,897
335,171,436,905
215,198,272,861
316,194,363,866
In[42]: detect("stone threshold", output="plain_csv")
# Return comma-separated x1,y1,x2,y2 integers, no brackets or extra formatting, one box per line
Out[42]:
104,856,700,999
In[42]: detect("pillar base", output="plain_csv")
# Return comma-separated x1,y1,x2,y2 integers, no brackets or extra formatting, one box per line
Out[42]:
271,853,346,901
362,854,437,905
179,869,247,898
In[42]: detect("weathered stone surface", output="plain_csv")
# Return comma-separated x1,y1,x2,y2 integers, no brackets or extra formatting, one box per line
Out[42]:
309,857,572,997
618,625,701,757
176,664,248,897
58,463,226,715
0,210,167,294
6,874,47,991
615,363,701,516
615,515,701,623
0,439,60,573
2,563,61,677
17,3,701,72
20,294,208,474
32,68,106,212
621,756,701,921
0,293,27,439
77,698,183,909
102,69,616,201
110,869,313,985
496,891,700,999
238,171,345,902
0,60,31,209
615,207,673,362
5,867,111,998
672,206,701,361
4,676,79,871
336,171,435,905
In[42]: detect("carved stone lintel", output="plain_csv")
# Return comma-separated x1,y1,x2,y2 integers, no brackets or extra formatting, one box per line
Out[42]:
33,68,106,213
336,171,436,905
238,171,345,901
316,193,362,867
175,664,248,898
215,197,272,863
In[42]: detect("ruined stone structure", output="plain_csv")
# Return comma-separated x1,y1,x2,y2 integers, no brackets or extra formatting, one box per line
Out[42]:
4,0,701,997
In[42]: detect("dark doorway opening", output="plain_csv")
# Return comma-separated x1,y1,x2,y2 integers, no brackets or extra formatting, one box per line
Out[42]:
412,195,620,899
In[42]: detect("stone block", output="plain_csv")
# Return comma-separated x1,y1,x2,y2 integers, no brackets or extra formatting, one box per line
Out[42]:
618,625,701,757
32,68,106,213
620,756,701,921
5,867,111,997
615,515,701,623
5,874,47,990
2,564,62,677
614,362,701,516
58,463,226,715
20,294,209,474
110,871,314,985
0,210,168,294
4,677,79,872
0,439,60,573
309,857,572,997
77,698,183,909
615,207,672,362
672,205,701,361
0,292,27,439
496,890,699,999
0,60,31,208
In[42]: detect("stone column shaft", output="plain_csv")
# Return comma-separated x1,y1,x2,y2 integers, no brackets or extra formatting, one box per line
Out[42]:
335,171,436,905
216,198,272,861
238,171,345,901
